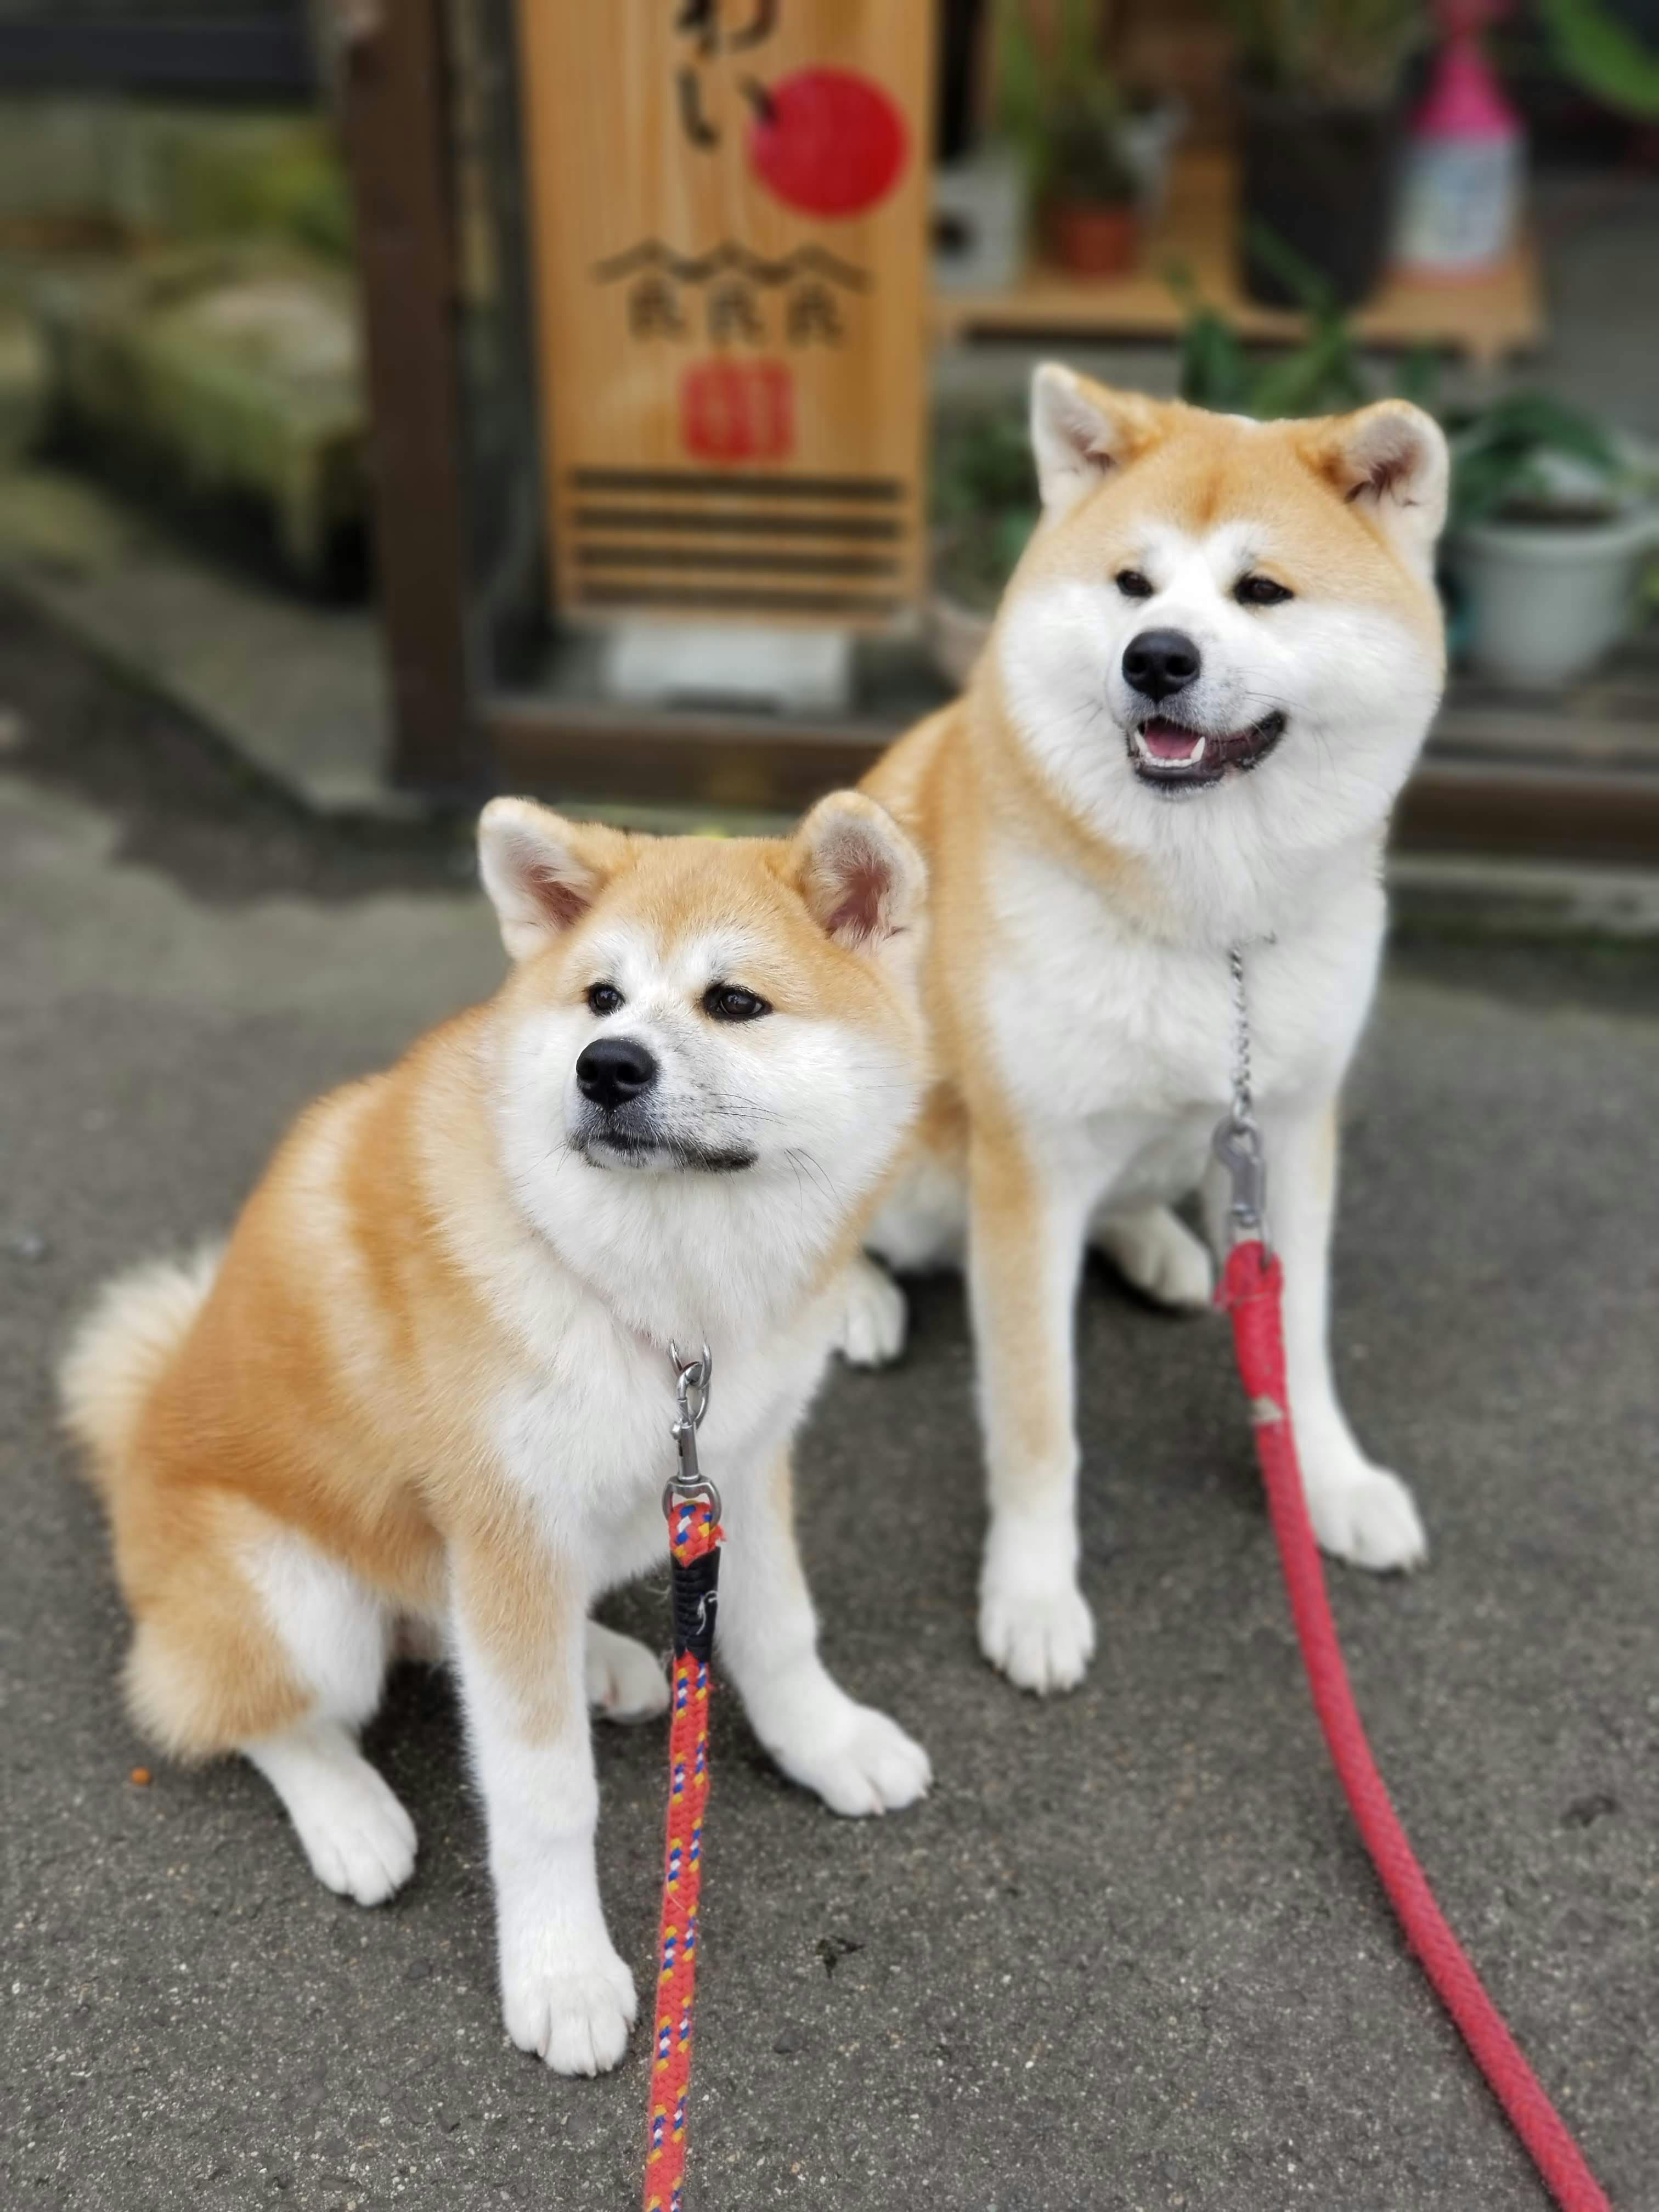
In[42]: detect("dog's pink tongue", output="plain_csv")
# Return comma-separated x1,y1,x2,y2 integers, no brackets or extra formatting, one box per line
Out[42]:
1142,719,1203,762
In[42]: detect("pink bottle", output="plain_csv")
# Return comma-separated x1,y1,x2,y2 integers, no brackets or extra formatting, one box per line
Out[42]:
1395,0,1523,278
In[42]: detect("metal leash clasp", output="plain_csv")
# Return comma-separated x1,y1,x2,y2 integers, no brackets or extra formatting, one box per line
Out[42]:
664,1341,719,1521
1212,945,1270,1248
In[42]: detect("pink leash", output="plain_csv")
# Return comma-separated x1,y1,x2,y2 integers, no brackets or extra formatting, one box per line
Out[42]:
1219,1235,1611,2211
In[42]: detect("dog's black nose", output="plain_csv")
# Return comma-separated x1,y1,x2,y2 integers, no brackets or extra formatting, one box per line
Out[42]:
575,1036,658,1110
1122,628,1201,702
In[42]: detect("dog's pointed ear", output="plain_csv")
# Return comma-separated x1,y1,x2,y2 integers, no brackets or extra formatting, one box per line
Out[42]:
477,798,628,961
1030,364,1164,520
791,792,926,953
1305,400,1449,570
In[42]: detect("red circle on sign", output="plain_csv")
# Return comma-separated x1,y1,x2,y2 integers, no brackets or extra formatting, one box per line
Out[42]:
747,69,908,221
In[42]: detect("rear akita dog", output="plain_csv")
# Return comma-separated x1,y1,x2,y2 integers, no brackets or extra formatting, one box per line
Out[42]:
61,793,932,2075
857,369,1449,1694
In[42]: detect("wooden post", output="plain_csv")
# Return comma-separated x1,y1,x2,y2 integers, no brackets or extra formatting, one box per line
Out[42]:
338,0,485,794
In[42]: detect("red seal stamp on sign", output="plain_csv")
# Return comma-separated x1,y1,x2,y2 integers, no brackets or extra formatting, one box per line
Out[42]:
680,359,794,461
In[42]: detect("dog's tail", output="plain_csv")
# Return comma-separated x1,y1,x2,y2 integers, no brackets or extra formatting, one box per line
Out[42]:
58,1246,221,1493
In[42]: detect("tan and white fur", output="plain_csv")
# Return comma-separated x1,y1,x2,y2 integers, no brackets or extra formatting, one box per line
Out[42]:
60,792,932,2075
856,368,1450,1694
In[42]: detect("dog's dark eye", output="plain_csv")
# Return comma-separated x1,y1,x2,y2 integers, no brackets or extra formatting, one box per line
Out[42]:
1115,568,1154,600
586,982,624,1015
1235,574,1293,607
703,983,770,1024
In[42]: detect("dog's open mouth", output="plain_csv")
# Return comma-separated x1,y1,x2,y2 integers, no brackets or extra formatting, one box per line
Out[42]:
1129,710,1286,792
580,1131,757,1175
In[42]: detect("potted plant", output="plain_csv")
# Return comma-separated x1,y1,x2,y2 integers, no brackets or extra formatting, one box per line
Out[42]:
997,0,1145,277
1443,393,1658,686
1226,0,1426,307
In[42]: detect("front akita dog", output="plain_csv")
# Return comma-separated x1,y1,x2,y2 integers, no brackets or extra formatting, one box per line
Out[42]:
61,793,932,2075
857,369,1449,1695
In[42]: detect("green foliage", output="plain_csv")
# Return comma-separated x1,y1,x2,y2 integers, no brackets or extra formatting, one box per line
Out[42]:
1170,228,1370,417
1445,392,1626,529
994,0,1135,208
1227,0,1425,101
1173,241,1632,529
163,121,354,263
930,402,1040,612
1537,0,1659,120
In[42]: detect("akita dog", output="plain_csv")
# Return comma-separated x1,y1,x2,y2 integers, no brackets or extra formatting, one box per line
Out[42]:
60,792,932,2075
856,369,1449,1695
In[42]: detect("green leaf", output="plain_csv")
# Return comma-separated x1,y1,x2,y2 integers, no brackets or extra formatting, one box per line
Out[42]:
1538,0,1659,120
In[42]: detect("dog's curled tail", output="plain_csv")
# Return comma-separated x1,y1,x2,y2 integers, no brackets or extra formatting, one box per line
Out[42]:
59,1246,221,1489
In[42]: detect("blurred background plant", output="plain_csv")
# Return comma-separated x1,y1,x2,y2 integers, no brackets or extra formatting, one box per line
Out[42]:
1228,0,1429,304
1227,0,1427,99
996,0,1135,207
1535,0,1659,120
995,0,1148,269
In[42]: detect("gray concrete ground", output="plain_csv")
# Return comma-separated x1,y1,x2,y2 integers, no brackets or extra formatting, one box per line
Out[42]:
2,597,1656,2212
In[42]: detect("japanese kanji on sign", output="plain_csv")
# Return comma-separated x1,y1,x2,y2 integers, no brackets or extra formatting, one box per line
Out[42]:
515,0,935,633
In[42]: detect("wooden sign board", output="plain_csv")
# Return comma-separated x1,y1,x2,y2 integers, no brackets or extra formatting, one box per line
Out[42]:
515,0,935,633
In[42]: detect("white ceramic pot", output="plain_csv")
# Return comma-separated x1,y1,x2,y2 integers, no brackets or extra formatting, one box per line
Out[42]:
1447,506,1657,686
932,145,1029,294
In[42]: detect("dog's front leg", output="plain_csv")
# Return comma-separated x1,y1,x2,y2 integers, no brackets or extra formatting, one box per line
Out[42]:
969,1126,1099,1694
1254,1097,1427,1572
449,1515,636,2076
716,1448,931,1816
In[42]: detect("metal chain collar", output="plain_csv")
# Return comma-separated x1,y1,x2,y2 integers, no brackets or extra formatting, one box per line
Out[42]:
1211,945,1269,1247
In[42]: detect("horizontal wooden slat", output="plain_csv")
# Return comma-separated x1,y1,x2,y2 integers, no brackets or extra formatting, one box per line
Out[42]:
572,506,904,541
572,582,906,618
568,469,905,502
574,545,902,579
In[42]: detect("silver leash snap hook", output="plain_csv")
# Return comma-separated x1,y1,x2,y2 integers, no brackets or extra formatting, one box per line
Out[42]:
665,1341,719,1521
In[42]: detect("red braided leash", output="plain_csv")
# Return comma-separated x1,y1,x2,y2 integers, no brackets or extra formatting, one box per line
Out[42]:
644,1345,722,2212
643,1491,722,2212
1220,1237,1611,2212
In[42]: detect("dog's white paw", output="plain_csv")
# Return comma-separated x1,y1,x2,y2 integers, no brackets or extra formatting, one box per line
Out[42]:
836,1255,907,1369
1306,1462,1427,1573
288,1758,417,1906
792,1705,932,1818
585,1621,670,1723
301,1760,418,1902
1094,1204,1214,1312
503,1939,637,2076
978,1510,1096,1694
761,1686,931,1818
247,1723,417,1906
979,1572,1097,1695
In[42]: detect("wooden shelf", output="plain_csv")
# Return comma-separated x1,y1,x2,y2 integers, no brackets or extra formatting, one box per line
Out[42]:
932,152,1544,368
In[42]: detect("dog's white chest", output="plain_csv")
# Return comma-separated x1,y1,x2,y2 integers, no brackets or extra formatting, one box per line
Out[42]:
980,841,1383,1141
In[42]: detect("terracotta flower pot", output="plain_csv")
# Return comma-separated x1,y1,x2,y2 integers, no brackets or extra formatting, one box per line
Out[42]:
1048,200,1138,277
